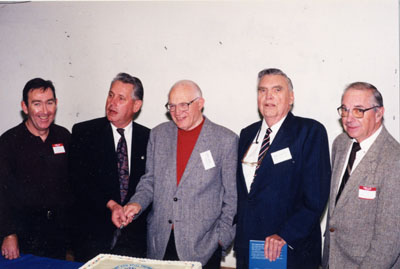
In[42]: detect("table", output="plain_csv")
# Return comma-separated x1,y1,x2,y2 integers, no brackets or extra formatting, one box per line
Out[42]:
0,253,83,268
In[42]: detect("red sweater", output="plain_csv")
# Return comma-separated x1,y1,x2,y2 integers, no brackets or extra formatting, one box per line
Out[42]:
176,119,205,185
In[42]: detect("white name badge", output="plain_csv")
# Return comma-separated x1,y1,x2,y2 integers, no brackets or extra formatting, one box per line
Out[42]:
200,150,215,170
271,147,292,164
52,143,66,154
359,186,376,200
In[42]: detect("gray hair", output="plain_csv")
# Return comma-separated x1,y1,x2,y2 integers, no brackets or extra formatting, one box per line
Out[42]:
343,82,383,107
258,68,294,91
111,72,144,101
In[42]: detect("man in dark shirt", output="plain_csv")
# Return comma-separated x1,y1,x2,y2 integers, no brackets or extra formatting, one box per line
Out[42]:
0,78,72,260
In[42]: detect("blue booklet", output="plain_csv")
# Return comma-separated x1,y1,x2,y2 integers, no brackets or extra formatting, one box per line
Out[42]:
249,240,287,269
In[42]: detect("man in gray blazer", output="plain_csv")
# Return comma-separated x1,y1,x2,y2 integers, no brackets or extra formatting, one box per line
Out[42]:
322,82,400,268
114,80,238,268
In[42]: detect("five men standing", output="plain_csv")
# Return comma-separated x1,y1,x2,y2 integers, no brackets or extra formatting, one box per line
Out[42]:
2,72,400,269
235,68,331,269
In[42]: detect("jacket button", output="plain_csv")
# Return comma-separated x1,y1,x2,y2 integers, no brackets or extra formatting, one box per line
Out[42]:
168,220,172,224
329,228,335,232
173,197,178,202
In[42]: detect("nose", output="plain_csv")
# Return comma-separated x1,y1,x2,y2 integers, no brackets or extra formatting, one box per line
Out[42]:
265,89,274,99
108,96,117,106
174,105,185,115
42,103,48,114
345,111,356,124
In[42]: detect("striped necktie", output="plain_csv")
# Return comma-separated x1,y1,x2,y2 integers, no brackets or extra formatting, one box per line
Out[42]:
256,128,272,172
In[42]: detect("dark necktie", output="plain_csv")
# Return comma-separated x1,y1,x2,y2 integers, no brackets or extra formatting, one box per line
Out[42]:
255,128,272,172
117,128,129,203
335,142,361,204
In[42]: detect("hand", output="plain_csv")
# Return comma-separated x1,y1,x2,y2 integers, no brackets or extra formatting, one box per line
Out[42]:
107,200,127,228
2,234,20,260
123,203,142,224
264,234,286,262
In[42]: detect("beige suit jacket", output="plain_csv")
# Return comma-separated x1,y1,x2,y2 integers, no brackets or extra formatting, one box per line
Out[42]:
323,126,400,268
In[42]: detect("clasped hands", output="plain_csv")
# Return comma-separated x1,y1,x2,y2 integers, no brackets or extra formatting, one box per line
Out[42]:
108,200,141,228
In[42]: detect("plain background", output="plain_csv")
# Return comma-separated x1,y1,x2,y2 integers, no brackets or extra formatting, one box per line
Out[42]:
0,1,399,267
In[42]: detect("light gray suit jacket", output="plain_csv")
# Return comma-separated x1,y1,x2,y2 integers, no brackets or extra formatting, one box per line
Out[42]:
322,126,400,269
129,117,238,265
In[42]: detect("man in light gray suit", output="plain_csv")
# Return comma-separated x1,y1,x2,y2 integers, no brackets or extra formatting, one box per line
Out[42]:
322,82,400,268
114,80,238,268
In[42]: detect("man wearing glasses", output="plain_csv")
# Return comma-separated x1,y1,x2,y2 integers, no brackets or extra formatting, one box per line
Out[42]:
119,80,238,269
322,82,400,268
235,68,331,269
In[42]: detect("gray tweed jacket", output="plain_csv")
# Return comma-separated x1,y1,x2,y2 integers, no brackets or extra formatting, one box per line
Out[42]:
323,126,400,269
129,117,238,265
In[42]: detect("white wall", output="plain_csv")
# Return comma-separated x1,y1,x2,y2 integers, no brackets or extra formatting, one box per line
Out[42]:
0,1,398,267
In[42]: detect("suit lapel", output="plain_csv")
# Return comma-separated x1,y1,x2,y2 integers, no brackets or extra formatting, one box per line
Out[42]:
103,120,118,166
165,122,179,191
329,137,352,215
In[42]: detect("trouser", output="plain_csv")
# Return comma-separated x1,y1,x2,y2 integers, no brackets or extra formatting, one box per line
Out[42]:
18,208,68,260
163,231,222,269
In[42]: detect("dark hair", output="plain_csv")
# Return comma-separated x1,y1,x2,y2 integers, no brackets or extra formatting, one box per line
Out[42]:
258,68,294,91
111,73,144,101
343,82,383,107
22,78,56,105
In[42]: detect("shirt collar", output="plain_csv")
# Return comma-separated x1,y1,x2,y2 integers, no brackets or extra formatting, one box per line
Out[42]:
355,125,382,152
258,114,287,141
110,121,133,135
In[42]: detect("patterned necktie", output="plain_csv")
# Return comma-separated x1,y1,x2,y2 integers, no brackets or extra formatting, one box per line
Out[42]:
256,128,272,172
335,142,361,204
117,128,129,203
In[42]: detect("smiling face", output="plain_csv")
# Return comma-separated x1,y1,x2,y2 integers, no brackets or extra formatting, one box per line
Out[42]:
168,82,204,131
21,87,57,139
341,88,383,143
106,80,142,128
257,74,294,127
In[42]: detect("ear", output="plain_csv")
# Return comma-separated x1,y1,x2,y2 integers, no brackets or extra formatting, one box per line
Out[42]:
21,101,28,115
132,100,143,113
198,97,205,110
289,91,295,105
375,106,384,122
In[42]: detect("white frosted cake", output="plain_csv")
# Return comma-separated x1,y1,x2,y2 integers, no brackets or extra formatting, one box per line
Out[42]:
80,254,202,269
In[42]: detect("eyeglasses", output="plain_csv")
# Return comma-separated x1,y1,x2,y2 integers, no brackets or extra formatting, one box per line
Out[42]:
165,97,199,112
337,105,381,118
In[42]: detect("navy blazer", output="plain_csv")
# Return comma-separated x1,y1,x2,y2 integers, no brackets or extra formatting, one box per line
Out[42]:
235,112,331,269
69,117,150,261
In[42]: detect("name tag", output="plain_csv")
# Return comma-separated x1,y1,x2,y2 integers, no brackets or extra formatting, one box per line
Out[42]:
271,147,292,164
359,186,376,200
200,150,215,170
52,143,66,154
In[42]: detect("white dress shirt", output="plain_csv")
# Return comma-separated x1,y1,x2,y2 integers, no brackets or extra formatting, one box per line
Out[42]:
242,115,287,192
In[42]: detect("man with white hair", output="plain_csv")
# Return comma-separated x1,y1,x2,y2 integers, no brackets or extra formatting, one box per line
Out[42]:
115,80,238,269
